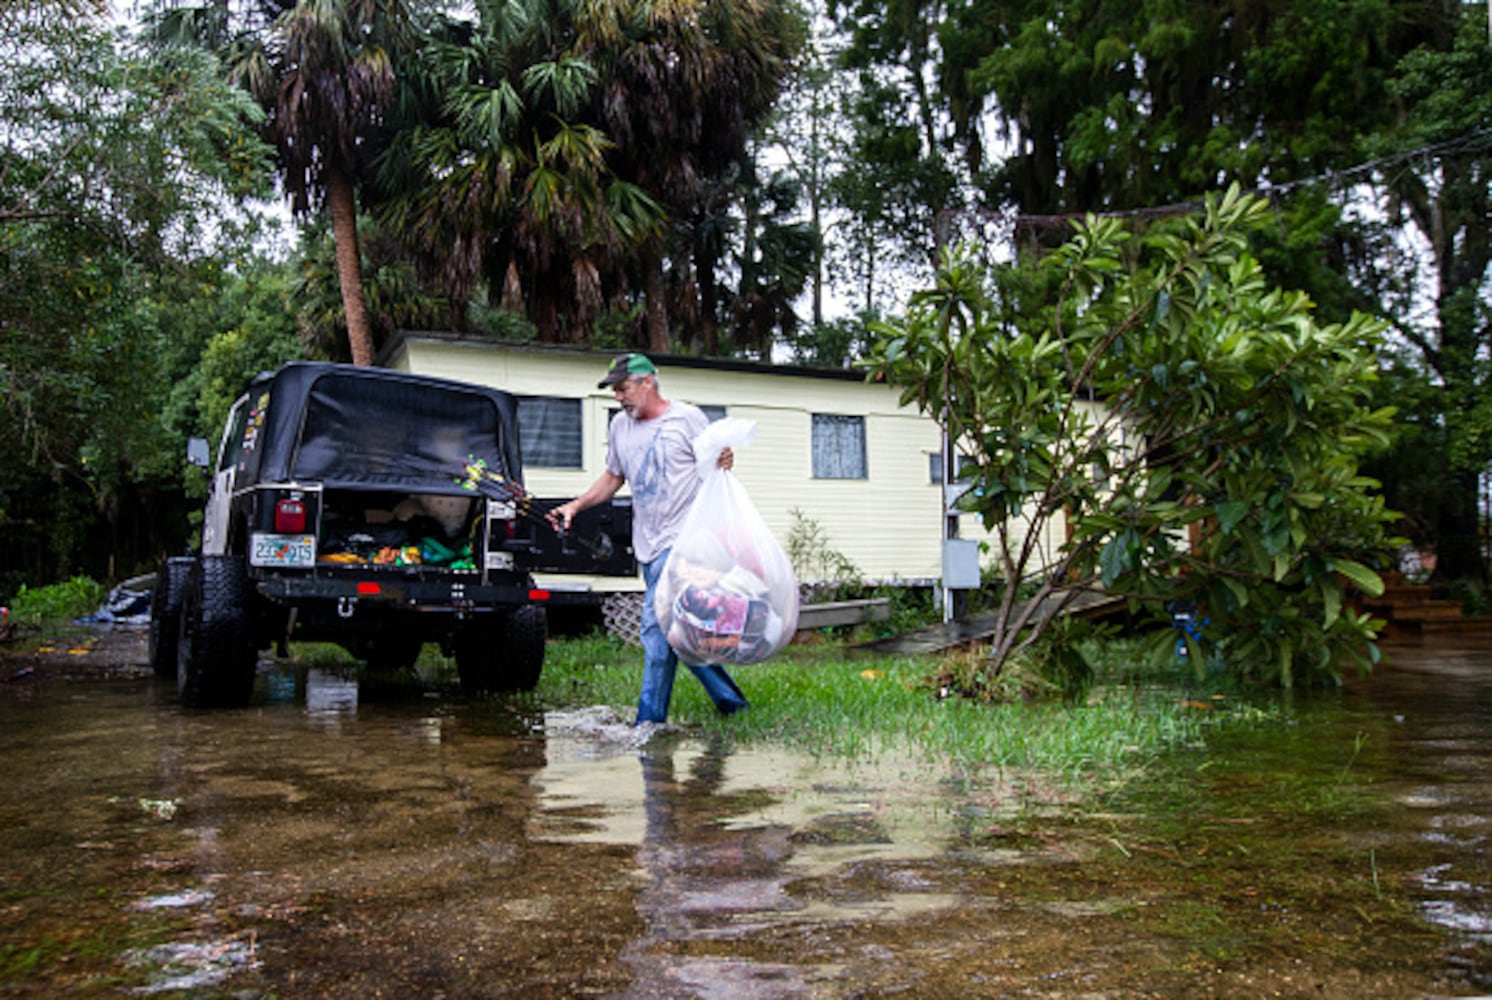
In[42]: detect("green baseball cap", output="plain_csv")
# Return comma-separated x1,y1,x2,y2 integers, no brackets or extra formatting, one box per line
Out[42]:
598,352,658,389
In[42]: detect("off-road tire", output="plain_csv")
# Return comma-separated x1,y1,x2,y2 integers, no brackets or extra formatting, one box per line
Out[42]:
360,633,425,674
148,557,195,680
454,605,547,693
177,555,259,708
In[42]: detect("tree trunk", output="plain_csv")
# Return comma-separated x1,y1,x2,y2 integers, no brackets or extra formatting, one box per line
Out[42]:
694,233,720,355
808,163,823,329
1431,469,1487,583
326,168,375,367
644,257,669,354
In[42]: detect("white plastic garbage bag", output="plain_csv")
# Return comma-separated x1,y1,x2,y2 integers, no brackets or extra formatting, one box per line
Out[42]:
657,418,800,666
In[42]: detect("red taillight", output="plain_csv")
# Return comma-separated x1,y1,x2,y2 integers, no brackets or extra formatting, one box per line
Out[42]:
528,588,551,602
357,581,381,595
275,498,307,533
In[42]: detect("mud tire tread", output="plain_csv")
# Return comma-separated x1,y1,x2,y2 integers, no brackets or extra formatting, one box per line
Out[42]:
362,633,425,674
177,555,258,708
149,557,194,680
455,605,547,694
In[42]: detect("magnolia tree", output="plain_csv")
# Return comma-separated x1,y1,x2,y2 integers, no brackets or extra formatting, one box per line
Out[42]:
864,187,1400,688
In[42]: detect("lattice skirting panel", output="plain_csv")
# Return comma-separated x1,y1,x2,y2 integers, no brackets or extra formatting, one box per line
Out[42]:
601,593,644,647
600,584,837,648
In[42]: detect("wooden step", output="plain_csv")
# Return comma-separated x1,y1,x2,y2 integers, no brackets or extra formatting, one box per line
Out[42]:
795,598,890,631
1418,615,1492,636
1376,600,1470,622
1361,578,1492,644
1378,613,1492,645
1380,583,1436,604
1379,619,1428,642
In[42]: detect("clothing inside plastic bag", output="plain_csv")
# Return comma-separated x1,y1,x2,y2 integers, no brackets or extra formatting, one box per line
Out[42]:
656,418,800,666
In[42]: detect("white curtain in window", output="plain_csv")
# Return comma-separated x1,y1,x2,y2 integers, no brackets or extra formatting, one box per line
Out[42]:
812,413,866,479
517,396,583,468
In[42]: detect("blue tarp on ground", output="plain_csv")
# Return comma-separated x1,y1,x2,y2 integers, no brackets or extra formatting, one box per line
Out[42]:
76,585,151,626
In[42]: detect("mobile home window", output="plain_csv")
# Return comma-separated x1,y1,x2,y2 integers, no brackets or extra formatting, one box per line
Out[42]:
929,451,977,485
811,414,867,479
517,396,583,468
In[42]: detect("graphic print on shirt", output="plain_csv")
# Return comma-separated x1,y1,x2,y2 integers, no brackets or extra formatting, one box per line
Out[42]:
629,424,671,510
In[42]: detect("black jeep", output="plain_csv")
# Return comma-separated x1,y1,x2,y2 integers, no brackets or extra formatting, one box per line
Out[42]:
150,362,633,707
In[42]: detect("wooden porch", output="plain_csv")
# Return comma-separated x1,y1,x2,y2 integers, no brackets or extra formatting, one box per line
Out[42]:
1360,575,1492,645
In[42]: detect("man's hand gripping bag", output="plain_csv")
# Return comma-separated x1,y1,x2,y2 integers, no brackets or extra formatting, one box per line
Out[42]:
657,418,800,665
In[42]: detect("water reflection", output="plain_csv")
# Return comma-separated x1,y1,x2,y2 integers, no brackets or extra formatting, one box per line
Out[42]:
534,710,995,866
1,641,1491,996
303,668,360,721
531,716,1010,997
264,666,362,724
1350,646,1492,948
626,742,824,996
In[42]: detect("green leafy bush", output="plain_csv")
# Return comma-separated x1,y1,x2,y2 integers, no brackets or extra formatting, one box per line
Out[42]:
864,186,1398,688
786,508,861,598
8,577,108,627
874,583,938,635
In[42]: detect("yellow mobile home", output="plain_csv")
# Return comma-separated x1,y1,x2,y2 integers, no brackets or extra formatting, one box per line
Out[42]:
381,333,1069,596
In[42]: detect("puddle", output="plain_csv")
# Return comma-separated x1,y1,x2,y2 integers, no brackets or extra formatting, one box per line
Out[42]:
130,888,215,910
123,937,261,994
0,648,1489,996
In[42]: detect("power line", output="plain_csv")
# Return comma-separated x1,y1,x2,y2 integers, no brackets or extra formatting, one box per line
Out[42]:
998,126,1492,232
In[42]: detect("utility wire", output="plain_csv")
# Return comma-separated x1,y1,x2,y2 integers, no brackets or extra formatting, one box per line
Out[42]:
965,126,1492,232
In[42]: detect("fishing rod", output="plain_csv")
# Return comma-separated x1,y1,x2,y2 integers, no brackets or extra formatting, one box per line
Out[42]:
455,456,616,561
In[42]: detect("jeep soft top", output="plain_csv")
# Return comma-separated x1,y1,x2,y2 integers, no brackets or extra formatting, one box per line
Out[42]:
150,362,633,706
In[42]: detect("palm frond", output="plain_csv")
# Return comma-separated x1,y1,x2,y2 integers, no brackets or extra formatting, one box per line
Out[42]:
521,56,598,118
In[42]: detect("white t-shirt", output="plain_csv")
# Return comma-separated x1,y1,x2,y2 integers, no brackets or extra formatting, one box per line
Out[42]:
605,401,710,563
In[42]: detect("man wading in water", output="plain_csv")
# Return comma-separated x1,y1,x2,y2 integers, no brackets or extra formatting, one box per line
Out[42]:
547,353,749,725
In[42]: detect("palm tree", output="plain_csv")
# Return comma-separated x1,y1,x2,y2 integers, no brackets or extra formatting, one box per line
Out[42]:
593,0,804,350
371,0,665,343
372,0,803,351
150,0,407,365
729,167,816,357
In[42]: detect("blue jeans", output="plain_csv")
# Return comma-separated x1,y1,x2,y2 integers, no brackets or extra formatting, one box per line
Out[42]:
636,549,749,724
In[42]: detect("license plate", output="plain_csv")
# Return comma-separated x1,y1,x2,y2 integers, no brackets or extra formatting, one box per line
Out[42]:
251,533,316,567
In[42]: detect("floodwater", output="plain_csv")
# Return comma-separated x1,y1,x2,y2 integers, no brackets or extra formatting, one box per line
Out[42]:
1,636,1490,998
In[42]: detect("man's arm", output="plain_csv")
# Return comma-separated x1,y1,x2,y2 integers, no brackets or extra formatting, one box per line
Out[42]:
546,469,625,532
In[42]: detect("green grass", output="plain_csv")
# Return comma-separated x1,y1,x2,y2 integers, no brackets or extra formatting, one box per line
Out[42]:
534,632,1258,785
3,566,1263,789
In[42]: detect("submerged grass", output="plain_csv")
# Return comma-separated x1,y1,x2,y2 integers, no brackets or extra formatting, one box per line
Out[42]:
534,632,1266,784
277,627,1281,797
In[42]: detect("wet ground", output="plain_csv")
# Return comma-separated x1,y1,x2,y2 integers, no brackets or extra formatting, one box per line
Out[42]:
1,628,1490,998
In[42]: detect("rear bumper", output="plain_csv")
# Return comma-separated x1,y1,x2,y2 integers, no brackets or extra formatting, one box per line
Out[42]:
253,571,599,611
